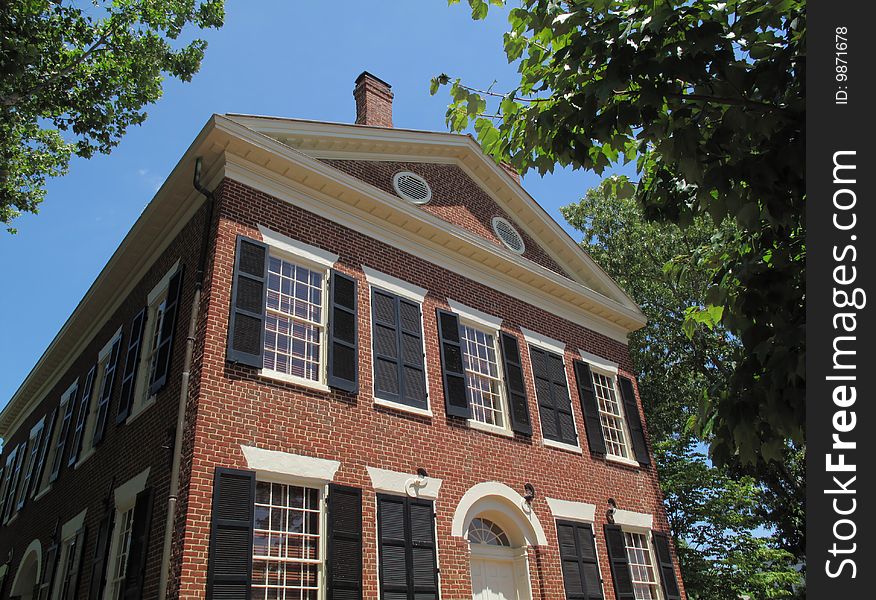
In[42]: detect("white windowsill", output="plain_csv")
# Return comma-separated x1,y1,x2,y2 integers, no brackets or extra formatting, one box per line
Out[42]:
543,438,583,454
259,369,331,393
74,447,96,470
373,397,433,418
125,396,157,426
468,419,514,438
605,454,641,468
33,485,52,502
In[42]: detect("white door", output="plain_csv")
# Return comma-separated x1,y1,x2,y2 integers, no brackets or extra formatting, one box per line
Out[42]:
471,557,518,600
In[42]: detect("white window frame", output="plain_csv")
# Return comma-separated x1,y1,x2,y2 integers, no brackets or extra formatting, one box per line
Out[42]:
258,247,332,392
51,508,87,600
128,261,180,424
102,468,150,600
250,474,328,600
621,527,664,600
37,379,79,499
364,267,431,417
76,326,123,468
578,351,638,467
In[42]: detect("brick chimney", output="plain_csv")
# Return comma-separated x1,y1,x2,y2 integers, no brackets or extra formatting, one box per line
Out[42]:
500,161,521,185
354,71,393,127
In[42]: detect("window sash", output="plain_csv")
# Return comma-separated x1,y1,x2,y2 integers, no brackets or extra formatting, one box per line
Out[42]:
624,531,659,599
593,371,632,458
109,507,135,599
460,323,508,428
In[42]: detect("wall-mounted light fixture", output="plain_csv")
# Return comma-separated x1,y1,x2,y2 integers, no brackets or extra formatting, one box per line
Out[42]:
523,482,536,504
606,497,618,523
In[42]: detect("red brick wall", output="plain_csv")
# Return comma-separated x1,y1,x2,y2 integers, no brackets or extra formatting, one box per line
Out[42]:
177,177,685,600
0,202,210,600
322,160,572,279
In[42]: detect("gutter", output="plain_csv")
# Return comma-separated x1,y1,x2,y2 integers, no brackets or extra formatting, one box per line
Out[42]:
157,157,216,599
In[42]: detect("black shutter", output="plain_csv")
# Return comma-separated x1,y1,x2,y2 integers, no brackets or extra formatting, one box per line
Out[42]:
31,408,57,497
69,365,96,466
64,527,87,600
327,484,363,600
499,332,531,435
88,510,115,600
93,336,123,447
603,524,635,600
398,299,427,408
227,236,269,367
530,346,577,446
372,289,401,403
117,307,147,424
652,533,682,600
50,383,78,482
376,494,438,600
328,271,359,392
207,467,255,600
557,520,604,600
435,309,470,418
573,361,606,455
149,267,184,395
36,532,60,600
122,487,154,600
618,376,650,465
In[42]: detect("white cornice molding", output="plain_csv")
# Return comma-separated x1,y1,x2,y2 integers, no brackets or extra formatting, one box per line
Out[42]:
447,299,503,331
362,266,428,303
366,466,442,499
241,445,340,484
521,327,566,355
613,509,654,530
578,349,620,374
546,498,597,523
258,224,339,268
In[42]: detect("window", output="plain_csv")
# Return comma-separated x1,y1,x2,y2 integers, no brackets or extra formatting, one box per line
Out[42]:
107,507,135,600
56,528,86,600
44,381,78,487
16,417,46,510
592,371,631,459
624,531,660,600
263,255,327,385
252,481,322,600
467,518,510,546
78,329,122,462
528,344,578,449
460,324,509,430
556,520,603,600
376,494,439,600
1,443,24,522
142,294,168,399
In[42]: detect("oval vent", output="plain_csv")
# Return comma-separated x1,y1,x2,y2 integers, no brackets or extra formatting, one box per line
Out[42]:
492,216,525,254
393,171,432,204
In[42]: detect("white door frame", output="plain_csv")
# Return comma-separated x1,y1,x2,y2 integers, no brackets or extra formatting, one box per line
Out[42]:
469,543,533,600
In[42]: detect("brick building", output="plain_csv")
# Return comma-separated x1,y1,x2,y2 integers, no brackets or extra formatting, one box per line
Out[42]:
0,72,686,600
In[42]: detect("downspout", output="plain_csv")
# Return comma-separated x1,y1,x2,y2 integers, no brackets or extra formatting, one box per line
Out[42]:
157,157,216,599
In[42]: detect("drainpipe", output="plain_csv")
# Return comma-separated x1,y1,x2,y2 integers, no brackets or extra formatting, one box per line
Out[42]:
157,157,216,599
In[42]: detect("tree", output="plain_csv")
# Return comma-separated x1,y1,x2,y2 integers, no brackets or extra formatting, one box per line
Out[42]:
434,0,805,466
565,181,804,597
0,0,225,232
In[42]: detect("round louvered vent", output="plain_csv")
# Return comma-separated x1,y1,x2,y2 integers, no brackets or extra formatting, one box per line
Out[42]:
392,171,432,204
492,216,526,254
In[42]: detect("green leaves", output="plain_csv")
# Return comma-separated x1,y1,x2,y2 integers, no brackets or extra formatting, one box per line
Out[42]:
0,0,226,232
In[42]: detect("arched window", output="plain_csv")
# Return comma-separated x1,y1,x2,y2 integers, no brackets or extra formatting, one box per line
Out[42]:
467,518,510,546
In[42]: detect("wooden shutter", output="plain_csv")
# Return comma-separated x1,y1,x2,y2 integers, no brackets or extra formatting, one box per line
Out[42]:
327,484,363,600
499,332,532,435
36,533,60,600
31,408,56,497
207,467,255,600
372,289,401,403
88,510,115,600
603,524,635,600
328,271,359,392
652,533,682,600
149,267,184,395
398,298,427,408
93,336,123,447
376,494,438,600
64,527,87,600
227,236,269,367
530,346,577,446
573,361,606,455
69,365,96,466
557,520,604,600
117,307,147,424
618,377,650,465
435,309,471,418
50,383,78,482
122,487,154,600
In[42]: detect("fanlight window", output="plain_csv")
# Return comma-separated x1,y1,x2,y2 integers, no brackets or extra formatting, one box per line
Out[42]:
467,518,510,546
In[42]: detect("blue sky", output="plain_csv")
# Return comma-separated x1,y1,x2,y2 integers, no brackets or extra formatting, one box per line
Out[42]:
0,1,633,408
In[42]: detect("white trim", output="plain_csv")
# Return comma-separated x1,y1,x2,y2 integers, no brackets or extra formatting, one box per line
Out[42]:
468,419,514,438
61,508,88,540
241,445,340,484
613,509,654,530
147,259,181,305
258,224,339,268
99,326,124,360
362,266,427,303
450,482,548,547
258,369,331,393
10,538,42,596
373,397,433,418
578,350,619,374
366,466,442,499
542,438,583,454
447,299,503,330
114,467,150,510
520,328,566,354
392,171,433,204
546,498,596,523
606,455,641,468
491,216,526,255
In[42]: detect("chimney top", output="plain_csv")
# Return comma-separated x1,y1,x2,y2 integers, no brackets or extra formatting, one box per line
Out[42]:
354,71,393,128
